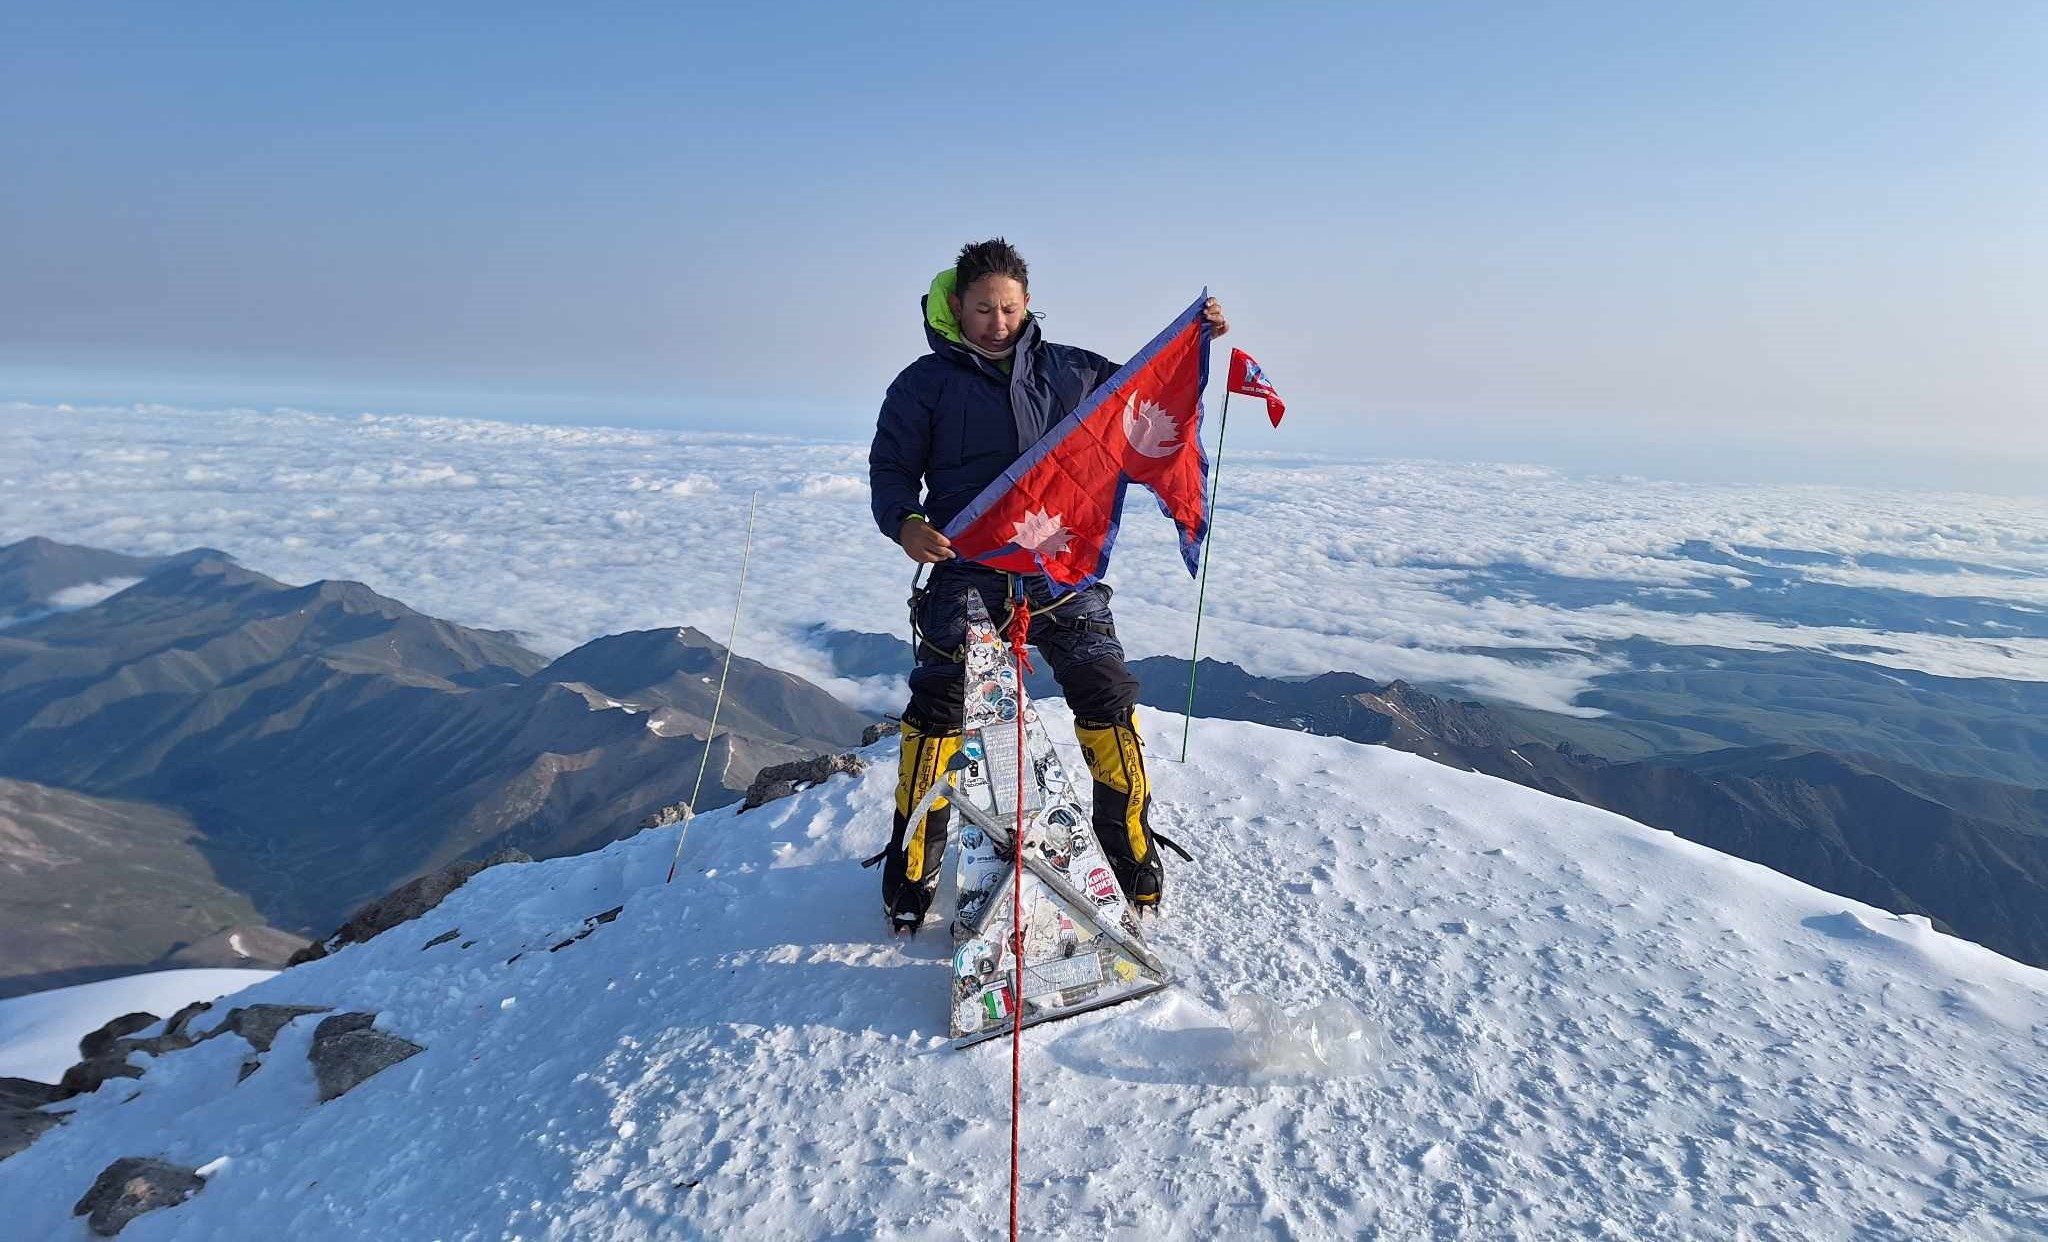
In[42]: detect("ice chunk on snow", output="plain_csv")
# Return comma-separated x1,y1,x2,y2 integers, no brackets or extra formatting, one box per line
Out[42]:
1227,994,1379,1078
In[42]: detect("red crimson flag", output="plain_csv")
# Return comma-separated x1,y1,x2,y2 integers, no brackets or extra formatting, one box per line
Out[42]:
1227,347,1285,426
943,292,1212,591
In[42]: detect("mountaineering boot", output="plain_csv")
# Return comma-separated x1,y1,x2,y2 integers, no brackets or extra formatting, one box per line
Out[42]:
1075,708,1163,909
881,720,962,931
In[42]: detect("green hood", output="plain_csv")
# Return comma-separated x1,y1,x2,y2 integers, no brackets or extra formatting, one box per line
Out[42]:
926,267,1026,373
926,268,964,344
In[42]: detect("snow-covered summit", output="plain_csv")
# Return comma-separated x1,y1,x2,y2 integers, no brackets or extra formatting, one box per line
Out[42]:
3,710,2044,1239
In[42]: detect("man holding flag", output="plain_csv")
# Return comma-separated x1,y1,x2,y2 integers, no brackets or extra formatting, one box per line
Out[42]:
868,238,1228,932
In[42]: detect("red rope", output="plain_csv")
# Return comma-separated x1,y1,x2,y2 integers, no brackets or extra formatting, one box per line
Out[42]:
1007,601,1030,1242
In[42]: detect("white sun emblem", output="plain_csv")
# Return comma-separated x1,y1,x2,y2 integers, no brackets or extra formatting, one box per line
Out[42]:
1122,395,1182,458
1009,508,1072,555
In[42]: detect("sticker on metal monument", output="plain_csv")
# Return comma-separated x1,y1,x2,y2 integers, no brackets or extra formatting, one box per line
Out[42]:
947,589,1170,1047
1021,950,1106,1001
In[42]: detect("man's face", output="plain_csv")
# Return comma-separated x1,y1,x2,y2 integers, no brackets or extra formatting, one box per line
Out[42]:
950,275,1030,354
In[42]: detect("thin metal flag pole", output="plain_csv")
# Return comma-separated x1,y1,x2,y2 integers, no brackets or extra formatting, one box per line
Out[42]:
666,490,760,884
1179,389,1231,762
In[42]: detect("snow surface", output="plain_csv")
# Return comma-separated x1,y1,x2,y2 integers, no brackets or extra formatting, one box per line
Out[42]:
0,969,274,1083
2,712,2044,1239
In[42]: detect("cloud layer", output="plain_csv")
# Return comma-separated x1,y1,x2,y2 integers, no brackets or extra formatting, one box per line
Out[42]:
5,403,2045,714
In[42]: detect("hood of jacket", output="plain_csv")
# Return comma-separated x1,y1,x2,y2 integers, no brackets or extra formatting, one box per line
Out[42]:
920,268,1040,372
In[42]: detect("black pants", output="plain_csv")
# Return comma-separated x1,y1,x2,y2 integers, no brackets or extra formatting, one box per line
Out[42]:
904,564,1138,732
881,563,1161,925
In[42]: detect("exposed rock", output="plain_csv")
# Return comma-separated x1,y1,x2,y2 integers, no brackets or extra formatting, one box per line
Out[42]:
3,1078,69,1160
3,1073,62,1114
78,1012,158,1061
213,1003,331,1054
743,752,867,810
289,848,531,966
2,1103,65,1161
549,905,624,952
639,801,690,829
312,1011,376,1042
119,1029,193,1059
861,720,901,746
1,1076,66,1109
421,928,460,950
309,1015,424,1103
72,1157,205,1236
51,1005,234,1100
163,1000,214,1041
41,998,324,1107
59,1052,144,1097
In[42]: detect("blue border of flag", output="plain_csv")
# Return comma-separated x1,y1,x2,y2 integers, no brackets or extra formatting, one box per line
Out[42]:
943,289,1212,592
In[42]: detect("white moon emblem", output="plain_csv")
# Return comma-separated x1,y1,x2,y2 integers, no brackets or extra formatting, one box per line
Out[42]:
1122,395,1182,459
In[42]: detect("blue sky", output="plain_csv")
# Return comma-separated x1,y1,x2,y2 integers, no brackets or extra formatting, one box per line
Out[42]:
3,1,2043,490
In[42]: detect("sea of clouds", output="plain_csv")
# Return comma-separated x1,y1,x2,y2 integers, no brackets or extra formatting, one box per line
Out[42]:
5,402,2046,714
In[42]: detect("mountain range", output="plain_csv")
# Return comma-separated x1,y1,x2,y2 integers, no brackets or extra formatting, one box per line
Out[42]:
8,528,2047,1002
0,537,872,996
811,627,2048,970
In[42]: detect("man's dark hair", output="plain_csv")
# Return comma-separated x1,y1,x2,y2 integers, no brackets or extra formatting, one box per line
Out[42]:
954,238,1028,297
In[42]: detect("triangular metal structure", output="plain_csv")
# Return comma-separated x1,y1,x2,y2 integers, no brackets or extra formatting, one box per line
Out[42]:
938,590,1171,1047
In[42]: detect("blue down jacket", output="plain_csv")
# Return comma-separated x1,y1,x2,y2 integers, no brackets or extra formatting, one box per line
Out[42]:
868,288,1120,540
